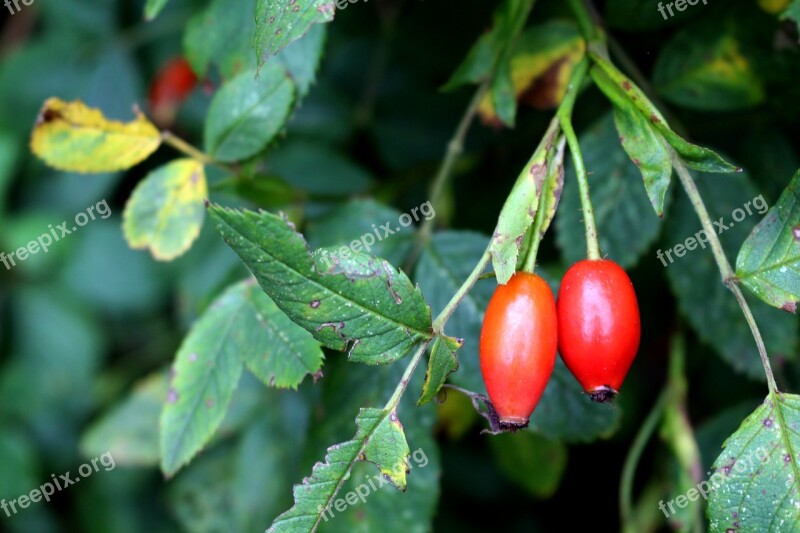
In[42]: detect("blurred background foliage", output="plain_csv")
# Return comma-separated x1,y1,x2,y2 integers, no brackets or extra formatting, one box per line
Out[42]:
0,0,799,531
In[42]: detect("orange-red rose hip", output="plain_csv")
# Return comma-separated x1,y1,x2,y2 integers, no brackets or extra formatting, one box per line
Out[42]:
480,272,558,427
556,259,640,402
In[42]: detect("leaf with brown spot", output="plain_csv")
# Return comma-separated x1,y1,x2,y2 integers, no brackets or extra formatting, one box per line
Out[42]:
30,98,161,173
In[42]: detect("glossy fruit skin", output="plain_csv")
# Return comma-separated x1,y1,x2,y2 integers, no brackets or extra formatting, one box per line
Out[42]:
480,272,558,426
556,259,640,400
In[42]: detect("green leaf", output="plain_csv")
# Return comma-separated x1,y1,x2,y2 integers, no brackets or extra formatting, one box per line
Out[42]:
529,135,566,247
490,120,558,284
415,231,494,393
204,65,295,163
80,371,167,467
123,158,207,261
183,0,257,78
255,0,335,67
528,358,621,442
418,335,462,406
556,112,663,268
208,206,433,364
612,103,672,217
275,24,327,98
305,199,412,267
736,169,800,312
308,357,440,533
30,98,161,173
707,394,800,530
488,432,568,498
665,170,798,379
144,0,169,20
237,280,325,388
590,55,740,174
267,407,410,532
442,31,495,91
184,0,326,89
491,57,516,127
160,282,264,476
653,27,764,111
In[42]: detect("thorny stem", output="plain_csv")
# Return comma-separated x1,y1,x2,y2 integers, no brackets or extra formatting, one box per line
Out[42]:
671,152,778,394
556,57,600,260
619,389,667,527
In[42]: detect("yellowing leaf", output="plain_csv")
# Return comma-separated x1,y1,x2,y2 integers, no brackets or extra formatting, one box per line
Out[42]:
123,158,207,261
479,21,585,123
30,98,161,173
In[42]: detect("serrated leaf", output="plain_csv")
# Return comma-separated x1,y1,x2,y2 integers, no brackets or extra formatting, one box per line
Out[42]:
80,371,166,467
160,282,256,476
183,0,257,78
238,279,325,388
736,169,800,312
612,102,672,217
275,24,327,98
418,335,462,406
590,56,739,174
304,358,439,532
268,407,410,532
653,28,764,111
123,158,207,261
490,119,558,284
665,170,798,379
208,206,433,364
305,199,412,267
159,280,320,476
30,98,161,173
204,65,295,162
528,358,621,442
415,231,494,393
478,21,585,121
184,0,326,89
255,0,334,67
707,394,800,531
144,0,169,20
556,112,663,268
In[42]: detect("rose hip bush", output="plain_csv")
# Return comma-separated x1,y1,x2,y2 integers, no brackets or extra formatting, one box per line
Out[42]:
2,0,800,531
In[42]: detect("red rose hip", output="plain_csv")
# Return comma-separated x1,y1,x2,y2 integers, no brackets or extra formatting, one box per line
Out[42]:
556,259,640,402
480,272,558,427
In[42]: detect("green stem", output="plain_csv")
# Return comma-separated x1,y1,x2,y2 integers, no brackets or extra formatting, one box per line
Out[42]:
620,390,668,527
556,57,600,260
432,250,492,332
566,0,599,42
161,131,233,172
670,151,778,394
